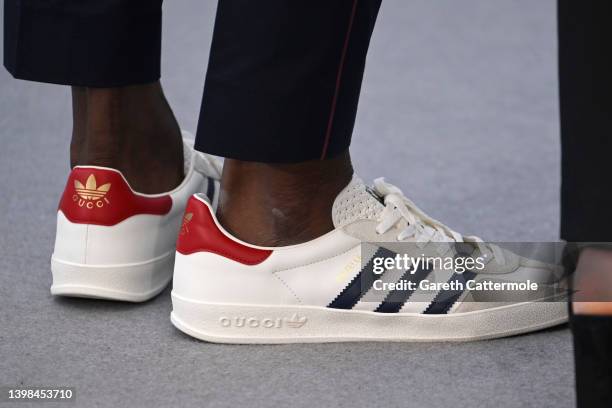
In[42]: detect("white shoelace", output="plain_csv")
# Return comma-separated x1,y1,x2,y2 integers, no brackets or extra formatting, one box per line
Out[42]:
372,178,504,266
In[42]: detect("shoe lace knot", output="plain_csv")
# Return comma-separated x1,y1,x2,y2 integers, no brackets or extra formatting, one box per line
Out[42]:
372,177,504,266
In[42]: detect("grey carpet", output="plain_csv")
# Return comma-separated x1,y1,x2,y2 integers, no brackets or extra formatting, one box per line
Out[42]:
0,1,573,407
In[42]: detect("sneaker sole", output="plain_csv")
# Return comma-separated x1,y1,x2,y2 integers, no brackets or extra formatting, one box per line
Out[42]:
170,291,568,344
51,253,174,302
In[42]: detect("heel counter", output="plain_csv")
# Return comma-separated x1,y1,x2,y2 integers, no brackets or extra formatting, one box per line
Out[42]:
58,167,172,226
173,197,290,304
176,195,272,265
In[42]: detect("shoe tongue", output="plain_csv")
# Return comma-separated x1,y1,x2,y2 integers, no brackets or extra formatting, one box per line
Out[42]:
332,176,385,228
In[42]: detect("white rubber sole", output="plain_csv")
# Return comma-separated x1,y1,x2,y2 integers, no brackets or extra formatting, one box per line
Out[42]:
51,253,175,302
170,292,568,344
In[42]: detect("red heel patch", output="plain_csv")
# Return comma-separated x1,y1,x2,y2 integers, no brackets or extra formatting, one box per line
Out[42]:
58,167,172,226
177,196,272,265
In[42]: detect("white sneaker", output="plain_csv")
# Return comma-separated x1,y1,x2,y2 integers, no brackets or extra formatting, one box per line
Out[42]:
51,133,222,302
171,176,567,343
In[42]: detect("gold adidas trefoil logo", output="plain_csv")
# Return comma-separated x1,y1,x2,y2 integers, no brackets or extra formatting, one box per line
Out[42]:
180,212,194,235
72,174,111,209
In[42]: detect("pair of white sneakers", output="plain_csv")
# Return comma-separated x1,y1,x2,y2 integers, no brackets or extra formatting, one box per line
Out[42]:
51,136,567,343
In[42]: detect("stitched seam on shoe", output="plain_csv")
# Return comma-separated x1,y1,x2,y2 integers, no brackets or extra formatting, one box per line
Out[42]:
270,246,359,304
271,274,303,304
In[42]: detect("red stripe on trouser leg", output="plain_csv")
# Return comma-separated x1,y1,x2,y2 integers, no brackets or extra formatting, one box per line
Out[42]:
320,0,359,160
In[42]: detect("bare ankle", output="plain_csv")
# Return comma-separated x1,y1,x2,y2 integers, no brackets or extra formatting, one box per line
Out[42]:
572,248,612,316
573,302,612,315
216,151,353,246
70,82,184,194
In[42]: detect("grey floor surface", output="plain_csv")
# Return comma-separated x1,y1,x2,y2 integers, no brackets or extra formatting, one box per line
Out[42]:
0,1,573,407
